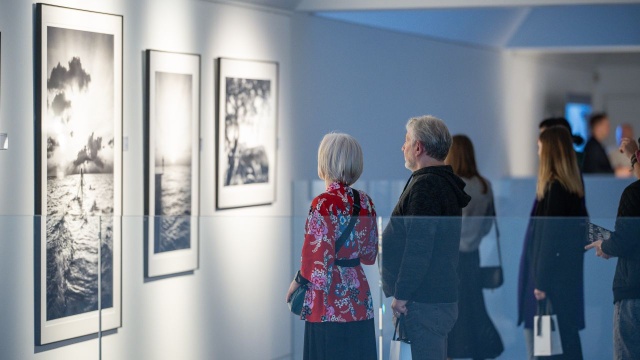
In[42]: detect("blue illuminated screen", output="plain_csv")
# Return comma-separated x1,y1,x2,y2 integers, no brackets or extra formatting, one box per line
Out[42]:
565,102,591,152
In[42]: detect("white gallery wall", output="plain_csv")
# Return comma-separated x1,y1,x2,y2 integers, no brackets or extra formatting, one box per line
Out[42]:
289,14,596,182
0,0,294,359
1,0,640,359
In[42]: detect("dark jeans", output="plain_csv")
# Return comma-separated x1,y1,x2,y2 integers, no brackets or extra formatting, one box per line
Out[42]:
403,301,458,360
614,299,640,360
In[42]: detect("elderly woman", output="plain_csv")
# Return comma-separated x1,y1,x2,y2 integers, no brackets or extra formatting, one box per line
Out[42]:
286,133,378,360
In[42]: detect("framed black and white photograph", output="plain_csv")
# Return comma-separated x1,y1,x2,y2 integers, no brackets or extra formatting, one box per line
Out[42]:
145,50,200,278
35,4,122,345
215,58,278,209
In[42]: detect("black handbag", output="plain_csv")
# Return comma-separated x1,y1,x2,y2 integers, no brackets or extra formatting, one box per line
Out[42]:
288,283,307,315
288,191,361,315
481,201,504,289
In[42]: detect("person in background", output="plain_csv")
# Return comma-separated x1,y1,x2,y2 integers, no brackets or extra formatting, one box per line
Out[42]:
539,117,585,169
583,113,614,174
445,135,504,360
586,136,640,360
286,133,378,360
381,115,471,360
609,123,635,178
518,126,588,359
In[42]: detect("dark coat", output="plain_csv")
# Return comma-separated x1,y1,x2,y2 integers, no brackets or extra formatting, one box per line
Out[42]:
381,165,471,304
602,180,640,302
527,181,588,330
583,137,613,174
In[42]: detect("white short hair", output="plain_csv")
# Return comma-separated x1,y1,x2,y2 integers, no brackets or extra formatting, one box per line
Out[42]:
406,115,452,161
317,133,363,185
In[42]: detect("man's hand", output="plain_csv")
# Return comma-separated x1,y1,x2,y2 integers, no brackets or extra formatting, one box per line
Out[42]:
534,289,546,300
391,298,408,317
585,240,611,259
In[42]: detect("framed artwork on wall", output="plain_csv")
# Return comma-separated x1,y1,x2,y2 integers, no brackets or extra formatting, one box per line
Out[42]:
215,58,278,209
145,50,200,278
34,4,122,345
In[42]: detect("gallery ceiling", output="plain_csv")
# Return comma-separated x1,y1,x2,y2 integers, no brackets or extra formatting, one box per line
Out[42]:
214,0,640,53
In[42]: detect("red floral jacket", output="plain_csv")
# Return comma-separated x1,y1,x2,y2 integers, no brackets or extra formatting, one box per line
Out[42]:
299,182,378,322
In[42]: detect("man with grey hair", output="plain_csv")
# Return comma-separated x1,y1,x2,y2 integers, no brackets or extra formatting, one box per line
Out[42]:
382,115,470,360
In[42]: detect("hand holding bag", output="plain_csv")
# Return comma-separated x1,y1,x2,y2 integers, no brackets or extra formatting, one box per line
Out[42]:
389,315,412,360
288,191,361,315
481,201,504,289
534,299,563,356
287,276,308,315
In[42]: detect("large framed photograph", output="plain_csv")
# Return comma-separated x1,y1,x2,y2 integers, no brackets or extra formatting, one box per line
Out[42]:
215,58,278,209
145,50,200,277
35,4,122,345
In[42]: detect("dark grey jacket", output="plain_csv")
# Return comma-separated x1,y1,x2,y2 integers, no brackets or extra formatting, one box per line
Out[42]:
381,165,471,303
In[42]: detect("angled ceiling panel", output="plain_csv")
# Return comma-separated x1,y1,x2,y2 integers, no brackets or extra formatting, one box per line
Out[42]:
317,8,531,48
507,4,640,48
212,0,640,51
205,0,302,10
297,0,640,12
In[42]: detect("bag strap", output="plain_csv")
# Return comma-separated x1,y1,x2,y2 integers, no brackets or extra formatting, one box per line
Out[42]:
392,315,400,341
490,200,502,267
392,315,410,342
335,190,361,255
536,299,557,335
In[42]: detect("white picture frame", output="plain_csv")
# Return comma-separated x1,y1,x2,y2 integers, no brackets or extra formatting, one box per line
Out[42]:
145,50,200,278
215,58,278,209
35,3,122,345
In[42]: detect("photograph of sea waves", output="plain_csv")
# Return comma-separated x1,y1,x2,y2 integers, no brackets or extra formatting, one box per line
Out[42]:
46,173,113,321
155,164,191,253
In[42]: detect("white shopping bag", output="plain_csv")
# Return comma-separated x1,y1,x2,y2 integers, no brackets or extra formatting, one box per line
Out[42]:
534,313,563,356
389,338,412,360
389,315,412,360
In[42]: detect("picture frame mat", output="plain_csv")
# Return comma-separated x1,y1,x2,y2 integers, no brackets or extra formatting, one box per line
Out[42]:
36,3,122,345
146,50,200,277
216,58,278,209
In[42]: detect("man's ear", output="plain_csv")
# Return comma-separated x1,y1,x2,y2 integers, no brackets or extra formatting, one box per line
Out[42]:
414,140,423,154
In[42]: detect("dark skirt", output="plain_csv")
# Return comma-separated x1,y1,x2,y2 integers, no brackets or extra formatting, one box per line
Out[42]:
304,319,377,360
447,250,504,359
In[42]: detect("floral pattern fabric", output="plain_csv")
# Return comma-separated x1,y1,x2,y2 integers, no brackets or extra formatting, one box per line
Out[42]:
299,182,378,322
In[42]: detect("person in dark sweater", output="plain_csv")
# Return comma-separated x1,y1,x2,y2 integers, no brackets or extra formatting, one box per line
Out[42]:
583,113,614,174
381,115,470,360
518,126,588,359
586,136,640,359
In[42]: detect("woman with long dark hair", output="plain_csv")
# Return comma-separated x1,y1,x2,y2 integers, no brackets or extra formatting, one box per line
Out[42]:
445,134,503,359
